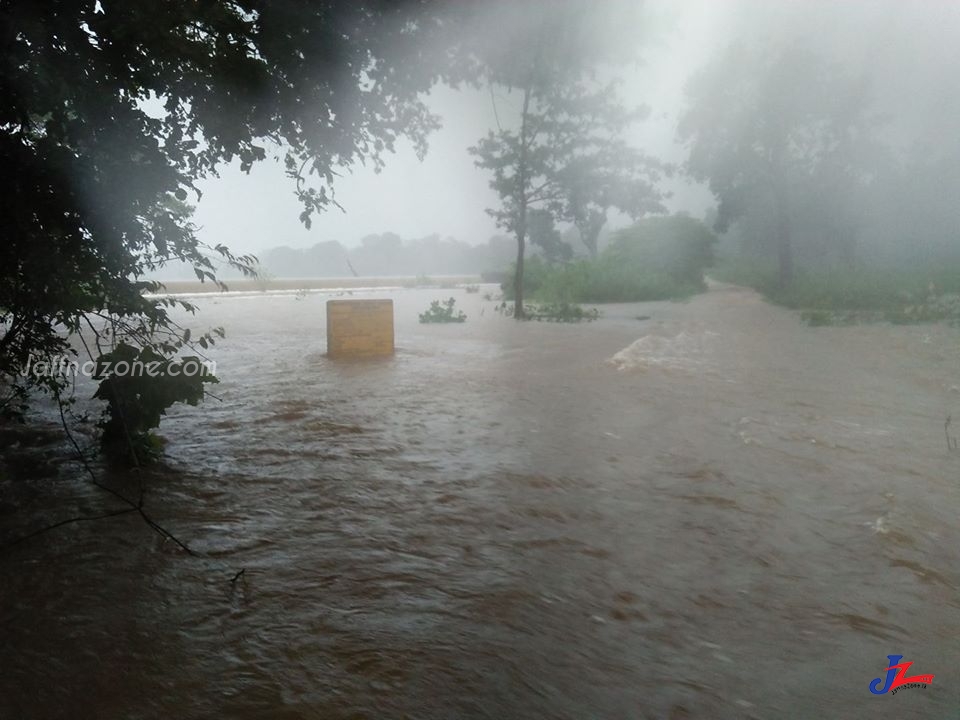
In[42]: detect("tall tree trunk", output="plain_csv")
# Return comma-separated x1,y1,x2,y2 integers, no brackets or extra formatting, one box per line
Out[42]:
513,84,533,320
576,209,606,259
577,221,598,259
513,228,525,318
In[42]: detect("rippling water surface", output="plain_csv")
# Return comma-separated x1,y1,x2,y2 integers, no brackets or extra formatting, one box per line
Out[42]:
2,283,959,718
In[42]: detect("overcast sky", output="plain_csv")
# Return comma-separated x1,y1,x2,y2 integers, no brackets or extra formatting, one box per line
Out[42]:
189,0,960,255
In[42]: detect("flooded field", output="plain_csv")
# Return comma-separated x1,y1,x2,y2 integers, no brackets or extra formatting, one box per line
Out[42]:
2,283,959,718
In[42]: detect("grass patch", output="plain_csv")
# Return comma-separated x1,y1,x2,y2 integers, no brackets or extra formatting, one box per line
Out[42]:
712,259,960,325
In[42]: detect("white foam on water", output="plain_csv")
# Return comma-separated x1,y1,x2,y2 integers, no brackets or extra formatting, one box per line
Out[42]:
608,330,720,372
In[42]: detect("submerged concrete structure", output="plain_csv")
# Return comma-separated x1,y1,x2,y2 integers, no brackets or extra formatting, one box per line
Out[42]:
325,299,394,358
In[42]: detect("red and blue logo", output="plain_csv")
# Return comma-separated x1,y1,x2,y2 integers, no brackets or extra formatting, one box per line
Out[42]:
869,655,935,695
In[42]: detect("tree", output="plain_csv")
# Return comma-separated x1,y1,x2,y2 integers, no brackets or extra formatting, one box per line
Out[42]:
527,209,572,265
467,0,663,318
558,142,666,258
0,1,463,457
606,214,716,289
679,44,883,288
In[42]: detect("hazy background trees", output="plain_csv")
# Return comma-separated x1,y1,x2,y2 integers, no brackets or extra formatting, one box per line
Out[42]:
257,234,517,279
679,44,885,288
676,1,960,293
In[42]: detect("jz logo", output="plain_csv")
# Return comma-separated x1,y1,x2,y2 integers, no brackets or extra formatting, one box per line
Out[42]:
869,655,935,695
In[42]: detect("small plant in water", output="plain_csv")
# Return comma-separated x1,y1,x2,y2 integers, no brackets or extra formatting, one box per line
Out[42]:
496,301,599,322
419,297,467,323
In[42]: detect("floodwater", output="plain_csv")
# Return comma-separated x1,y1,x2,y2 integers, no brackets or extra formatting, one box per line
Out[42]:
2,282,958,719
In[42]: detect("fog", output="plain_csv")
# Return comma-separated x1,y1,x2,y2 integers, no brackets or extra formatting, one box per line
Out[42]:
188,0,960,272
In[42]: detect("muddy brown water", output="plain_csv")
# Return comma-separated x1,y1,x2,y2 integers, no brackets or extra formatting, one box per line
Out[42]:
1,283,958,719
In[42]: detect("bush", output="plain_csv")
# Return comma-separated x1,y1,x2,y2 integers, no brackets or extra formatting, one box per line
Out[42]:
93,343,218,463
502,215,717,304
419,297,466,323
605,215,716,289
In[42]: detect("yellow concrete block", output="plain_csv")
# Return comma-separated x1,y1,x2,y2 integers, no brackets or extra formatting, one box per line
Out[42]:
326,299,395,358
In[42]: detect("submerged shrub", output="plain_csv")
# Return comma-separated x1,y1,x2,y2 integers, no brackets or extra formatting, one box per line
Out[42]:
496,301,599,322
419,298,466,323
93,343,218,464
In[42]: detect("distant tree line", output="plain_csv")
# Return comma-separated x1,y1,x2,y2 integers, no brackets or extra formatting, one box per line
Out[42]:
242,228,609,280
258,233,516,279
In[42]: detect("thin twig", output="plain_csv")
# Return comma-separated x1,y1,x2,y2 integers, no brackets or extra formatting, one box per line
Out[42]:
488,81,503,132
0,507,138,551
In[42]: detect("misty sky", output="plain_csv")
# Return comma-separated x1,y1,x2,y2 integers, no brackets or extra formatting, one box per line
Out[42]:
190,0,960,255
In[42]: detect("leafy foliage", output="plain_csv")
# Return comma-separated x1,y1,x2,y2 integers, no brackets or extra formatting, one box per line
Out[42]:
605,215,716,288
527,210,573,265
527,303,599,323
93,343,218,463
557,140,667,258
496,300,598,323
419,298,467,324
504,216,716,304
